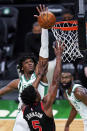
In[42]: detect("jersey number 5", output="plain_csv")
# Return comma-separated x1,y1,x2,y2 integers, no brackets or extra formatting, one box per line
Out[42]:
32,120,42,131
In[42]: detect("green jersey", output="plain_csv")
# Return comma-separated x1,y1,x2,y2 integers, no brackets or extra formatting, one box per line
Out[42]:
18,72,48,109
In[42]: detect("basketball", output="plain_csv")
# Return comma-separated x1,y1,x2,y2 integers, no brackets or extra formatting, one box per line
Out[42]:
38,11,56,29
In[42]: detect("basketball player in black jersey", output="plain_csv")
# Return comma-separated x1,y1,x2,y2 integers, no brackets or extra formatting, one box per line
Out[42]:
21,43,63,131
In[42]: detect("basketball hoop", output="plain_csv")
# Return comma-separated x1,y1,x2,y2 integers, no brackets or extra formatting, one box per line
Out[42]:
51,20,83,62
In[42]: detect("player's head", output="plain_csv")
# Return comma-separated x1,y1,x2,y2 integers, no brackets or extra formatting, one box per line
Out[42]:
62,9,74,21
21,85,41,106
17,54,37,74
32,21,41,34
60,70,73,90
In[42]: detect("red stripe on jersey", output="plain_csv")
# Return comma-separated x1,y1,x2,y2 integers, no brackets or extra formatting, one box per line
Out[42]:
22,106,26,114
41,101,44,111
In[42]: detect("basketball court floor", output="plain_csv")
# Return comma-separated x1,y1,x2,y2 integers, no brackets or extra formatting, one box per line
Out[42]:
0,119,84,131
0,99,83,131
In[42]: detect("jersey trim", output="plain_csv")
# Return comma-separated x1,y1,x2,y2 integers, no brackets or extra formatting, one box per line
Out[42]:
41,101,44,112
18,81,21,91
22,106,26,115
24,75,31,82
40,81,48,87
72,84,82,102
24,72,36,82
66,84,81,102
18,76,22,90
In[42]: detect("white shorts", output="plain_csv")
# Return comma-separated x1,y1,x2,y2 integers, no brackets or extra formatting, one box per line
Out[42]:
13,110,30,131
83,119,87,131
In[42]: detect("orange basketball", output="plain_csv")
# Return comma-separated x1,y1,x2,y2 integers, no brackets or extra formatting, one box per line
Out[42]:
38,11,56,29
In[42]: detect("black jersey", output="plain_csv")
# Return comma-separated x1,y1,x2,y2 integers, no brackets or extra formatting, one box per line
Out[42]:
23,101,55,131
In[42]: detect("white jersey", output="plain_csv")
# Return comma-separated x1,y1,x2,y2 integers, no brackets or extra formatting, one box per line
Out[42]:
66,84,87,120
18,72,48,109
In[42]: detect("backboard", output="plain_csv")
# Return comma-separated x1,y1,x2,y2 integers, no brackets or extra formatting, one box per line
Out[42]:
77,0,87,50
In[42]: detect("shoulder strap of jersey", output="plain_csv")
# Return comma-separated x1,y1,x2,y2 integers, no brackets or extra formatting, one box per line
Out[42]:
18,75,23,89
72,84,82,92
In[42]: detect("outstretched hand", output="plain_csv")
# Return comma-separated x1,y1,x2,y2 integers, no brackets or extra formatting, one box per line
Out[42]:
34,4,48,18
53,41,64,57
38,61,48,77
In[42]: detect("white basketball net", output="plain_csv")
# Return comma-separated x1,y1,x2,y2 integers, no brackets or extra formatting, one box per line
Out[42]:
51,20,83,62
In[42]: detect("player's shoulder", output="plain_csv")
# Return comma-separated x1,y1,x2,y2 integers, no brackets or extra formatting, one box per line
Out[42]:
74,85,87,99
74,80,82,85
73,80,83,91
73,81,83,96
74,83,83,93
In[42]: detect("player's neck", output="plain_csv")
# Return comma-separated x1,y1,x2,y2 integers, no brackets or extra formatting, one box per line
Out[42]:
24,73,32,80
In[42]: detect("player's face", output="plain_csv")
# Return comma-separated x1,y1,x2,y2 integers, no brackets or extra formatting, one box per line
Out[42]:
32,25,41,34
22,58,35,74
60,72,73,90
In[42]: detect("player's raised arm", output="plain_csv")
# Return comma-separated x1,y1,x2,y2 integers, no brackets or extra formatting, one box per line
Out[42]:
74,87,87,106
0,79,19,96
34,4,48,18
34,5,49,80
34,4,49,62
37,5,49,61
46,42,63,106
32,62,48,89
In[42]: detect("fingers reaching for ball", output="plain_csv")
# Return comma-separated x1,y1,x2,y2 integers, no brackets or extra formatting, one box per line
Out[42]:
34,4,56,29
38,4,48,13
53,41,64,57
34,4,48,18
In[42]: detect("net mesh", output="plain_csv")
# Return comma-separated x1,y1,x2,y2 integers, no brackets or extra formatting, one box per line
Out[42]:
51,20,83,62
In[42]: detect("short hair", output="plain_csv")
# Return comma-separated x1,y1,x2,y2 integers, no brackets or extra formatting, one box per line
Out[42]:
33,21,39,27
62,69,74,76
62,63,75,76
17,54,37,74
21,85,37,106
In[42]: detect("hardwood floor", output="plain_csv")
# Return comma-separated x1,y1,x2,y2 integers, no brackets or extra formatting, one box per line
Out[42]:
0,119,84,131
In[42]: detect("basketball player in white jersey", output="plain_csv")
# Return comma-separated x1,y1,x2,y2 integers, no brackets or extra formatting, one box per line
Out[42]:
0,5,49,131
60,71,87,131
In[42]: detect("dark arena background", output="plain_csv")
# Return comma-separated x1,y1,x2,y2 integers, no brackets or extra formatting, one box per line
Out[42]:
0,0,87,130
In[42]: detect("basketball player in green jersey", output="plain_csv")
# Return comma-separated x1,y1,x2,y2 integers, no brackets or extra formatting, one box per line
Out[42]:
0,5,49,131
60,71,87,131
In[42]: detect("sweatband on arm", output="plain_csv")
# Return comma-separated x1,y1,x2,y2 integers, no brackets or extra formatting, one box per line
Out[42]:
39,28,49,58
